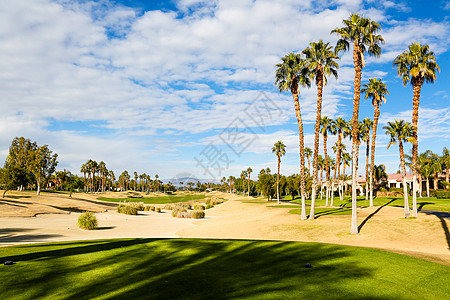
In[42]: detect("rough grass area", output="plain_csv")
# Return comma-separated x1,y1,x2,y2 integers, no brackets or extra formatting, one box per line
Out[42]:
0,239,448,299
98,194,205,204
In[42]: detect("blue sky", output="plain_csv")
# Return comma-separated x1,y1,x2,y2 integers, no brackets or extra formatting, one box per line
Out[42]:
0,0,449,181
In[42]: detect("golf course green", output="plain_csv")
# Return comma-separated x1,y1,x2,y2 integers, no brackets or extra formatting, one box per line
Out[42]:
0,239,448,299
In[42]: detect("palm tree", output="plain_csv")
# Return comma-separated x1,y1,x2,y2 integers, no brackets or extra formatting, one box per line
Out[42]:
155,174,159,192
418,151,433,197
272,141,286,204
332,13,384,234
332,141,346,202
240,170,247,195
320,116,335,206
332,118,348,185
429,152,442,190
441,147,450,186
246,167,253,196
275,53,311,219
98,161,107,192
362,118,373,201
373,164,387,188
342,151,351,196
384,120,415,218
304,147,313,172
362,78,389,205
393,42,439,217
303,40,339,219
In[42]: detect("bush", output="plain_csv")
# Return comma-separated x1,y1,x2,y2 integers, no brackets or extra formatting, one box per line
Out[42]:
172,205,187,217
193,204,205,210
150,206,156,211
144,205,150,211
77,212,98,230
117,203,138,215
205,204,214,209
436,191,450,199
191,210,205,219
155,207,161,213
164,204,173,210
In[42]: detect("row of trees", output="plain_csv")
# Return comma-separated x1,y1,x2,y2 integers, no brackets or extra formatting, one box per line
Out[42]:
275,13,440,234
0,137,58,197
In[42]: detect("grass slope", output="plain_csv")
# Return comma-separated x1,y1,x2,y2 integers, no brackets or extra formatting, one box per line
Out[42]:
0,239,448,299
97,194,205,204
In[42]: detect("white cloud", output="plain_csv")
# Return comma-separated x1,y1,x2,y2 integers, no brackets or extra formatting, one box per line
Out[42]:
0,0,448,178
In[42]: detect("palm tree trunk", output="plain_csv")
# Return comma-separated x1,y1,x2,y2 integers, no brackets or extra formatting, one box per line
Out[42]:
277,156,280,204
292,85,307,220
365,132,370,201
351,43,362,235
369,103,380,206
399,140,410,218
324,134,329,206
426,178,430,197
310,68,324,220
411,81,422,217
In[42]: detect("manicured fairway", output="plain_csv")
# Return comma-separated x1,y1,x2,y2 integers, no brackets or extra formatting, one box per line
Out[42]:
97,194,205,204
0,239,448,299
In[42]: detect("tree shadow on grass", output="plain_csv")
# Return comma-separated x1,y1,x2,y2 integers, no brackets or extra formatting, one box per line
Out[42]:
309,208,351,219
0,239,380,299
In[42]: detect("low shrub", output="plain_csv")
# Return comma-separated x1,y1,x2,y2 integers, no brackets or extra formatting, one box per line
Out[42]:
117,203,138,215
205,198,211,205
177,211,191,218
150,206,156,211
144,205,150,211
191,210,205,219
155,207,161,213
205,204,214,209
436,191,450,199
163,204,173,210
77,212,98,230
193,204,205,210
172,205,187,217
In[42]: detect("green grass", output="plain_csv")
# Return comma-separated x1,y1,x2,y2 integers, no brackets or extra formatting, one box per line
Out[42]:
284,195,450,212
97,194,205,204
0,239,448,299
338,196,450,212
288,207,352,217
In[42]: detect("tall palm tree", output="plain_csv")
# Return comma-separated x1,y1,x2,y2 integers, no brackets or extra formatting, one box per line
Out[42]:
393,43,439,217
332,118,348,184
362,78,389,205
246,167,253,196
272,141,286,204
384,120,415,218
275,52,311,220
362,118,373,201
319,116,335,206
240,170,247,195
342,151,351,196
304,147,313,172
332,13,384,234
303,40,339,219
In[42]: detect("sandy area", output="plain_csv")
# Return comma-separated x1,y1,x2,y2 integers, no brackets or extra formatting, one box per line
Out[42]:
0,191,449,266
